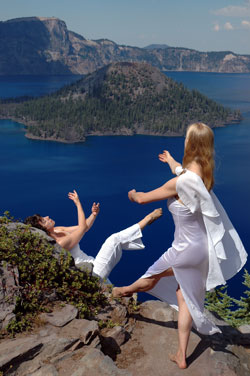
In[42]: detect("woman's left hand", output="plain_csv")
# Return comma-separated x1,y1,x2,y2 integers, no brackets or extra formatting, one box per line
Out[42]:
92,202,100,216
158,150,172,164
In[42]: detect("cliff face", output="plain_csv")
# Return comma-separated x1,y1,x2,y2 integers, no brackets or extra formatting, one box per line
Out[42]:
0,17,250,75
0,17,74,74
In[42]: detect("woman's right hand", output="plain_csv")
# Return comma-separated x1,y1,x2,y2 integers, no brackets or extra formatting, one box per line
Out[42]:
158,150,172,164
92,202,100,216
68,190,80,206
128,189,137,202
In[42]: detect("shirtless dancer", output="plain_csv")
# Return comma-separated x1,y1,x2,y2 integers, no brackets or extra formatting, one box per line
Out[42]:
25,190,162,281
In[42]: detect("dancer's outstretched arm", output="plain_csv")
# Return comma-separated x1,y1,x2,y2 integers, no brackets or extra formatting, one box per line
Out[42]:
159,150,182,175
58,202,100,234
85,202,100,231
128,176,178,204
56,190,88,251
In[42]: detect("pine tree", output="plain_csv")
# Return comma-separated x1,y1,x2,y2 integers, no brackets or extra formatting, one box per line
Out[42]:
232,269,250,325
205,285,235,325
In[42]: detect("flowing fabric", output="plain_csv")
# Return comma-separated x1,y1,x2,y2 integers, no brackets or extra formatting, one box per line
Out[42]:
141,169,247,335
70,223,145,280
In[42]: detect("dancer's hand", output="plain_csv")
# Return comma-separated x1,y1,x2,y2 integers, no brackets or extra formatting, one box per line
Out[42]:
91,202,100,216
128,189,137,202
68,190,80,206
158,150,172,164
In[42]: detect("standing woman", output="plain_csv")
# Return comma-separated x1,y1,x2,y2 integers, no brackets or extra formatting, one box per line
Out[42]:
113,122,247,369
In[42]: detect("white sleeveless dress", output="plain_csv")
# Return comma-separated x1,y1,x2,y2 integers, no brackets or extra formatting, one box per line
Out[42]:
141,169,247,335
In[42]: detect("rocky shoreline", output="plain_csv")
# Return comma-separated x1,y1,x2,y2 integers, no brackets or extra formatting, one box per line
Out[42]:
0,114,242,144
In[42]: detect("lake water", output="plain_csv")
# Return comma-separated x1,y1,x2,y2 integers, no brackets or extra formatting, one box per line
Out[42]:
0,72,249,300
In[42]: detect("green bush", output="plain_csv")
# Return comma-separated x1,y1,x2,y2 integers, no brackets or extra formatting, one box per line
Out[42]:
0,213,107,335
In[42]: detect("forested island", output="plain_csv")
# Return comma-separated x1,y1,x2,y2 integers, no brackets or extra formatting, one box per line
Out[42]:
0,62,241,143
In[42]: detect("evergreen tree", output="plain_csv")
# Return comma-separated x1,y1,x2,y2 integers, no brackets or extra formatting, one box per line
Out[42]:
232,269,250,325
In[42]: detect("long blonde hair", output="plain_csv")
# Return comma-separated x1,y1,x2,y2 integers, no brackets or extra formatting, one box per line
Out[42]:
183,122,215,191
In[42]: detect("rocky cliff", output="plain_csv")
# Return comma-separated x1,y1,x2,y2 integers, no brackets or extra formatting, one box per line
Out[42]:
0,17,250,75
1,221,250,376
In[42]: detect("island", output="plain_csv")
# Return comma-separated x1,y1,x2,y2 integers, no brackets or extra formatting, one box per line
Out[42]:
0,62,241,143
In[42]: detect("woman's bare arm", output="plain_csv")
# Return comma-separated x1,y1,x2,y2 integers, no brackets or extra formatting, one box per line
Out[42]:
128,177,178,204
85,202,100,231
56,190,88,251
159,150,182,175
56,203,100,234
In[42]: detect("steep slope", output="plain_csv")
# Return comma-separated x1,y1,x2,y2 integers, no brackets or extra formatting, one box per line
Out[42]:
1,62,241,142
0,17,250,75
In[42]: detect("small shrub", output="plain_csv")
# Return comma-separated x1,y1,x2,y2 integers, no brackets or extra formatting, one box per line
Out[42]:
0,214,107,335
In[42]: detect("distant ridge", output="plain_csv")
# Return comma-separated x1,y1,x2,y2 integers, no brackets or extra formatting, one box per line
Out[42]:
0,62,241,143
0,17,250,75
144,44,170,50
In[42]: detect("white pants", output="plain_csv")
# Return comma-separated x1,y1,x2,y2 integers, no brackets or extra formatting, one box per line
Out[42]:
92,223,144,280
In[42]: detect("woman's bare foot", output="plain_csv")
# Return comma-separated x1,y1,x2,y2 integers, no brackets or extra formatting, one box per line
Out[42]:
112,287,133,298
138,208,163,230
169,352,187,369
146,208,163,225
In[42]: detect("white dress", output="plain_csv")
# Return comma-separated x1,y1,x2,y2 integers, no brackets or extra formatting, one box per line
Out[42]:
70,223,145,281
141,169,247,335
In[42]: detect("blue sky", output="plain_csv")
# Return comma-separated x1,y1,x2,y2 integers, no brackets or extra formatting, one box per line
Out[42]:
1,0,250,54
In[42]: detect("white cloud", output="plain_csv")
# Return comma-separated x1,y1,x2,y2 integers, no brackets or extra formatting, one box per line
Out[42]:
213,23,220,32
213,4,250,18
241,20,250,28
224,22,234,30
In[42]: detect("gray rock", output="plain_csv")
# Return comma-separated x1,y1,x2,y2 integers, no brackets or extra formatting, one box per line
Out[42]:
115,300,250,376
39,304,78,327
100,326,129,360
111,305,128,326
12,357,43,376
0,262,20,330
71,348,132,376
0,335,43,370
60,318,99,345
238,325,250,334
15,335,79,375
4,222,54,242
39,336,79,358
26,364,58,376
140,300,177,325
102,326,128,347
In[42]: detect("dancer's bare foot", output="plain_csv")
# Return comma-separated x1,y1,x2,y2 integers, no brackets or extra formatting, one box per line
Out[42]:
112,287,133,298
146,208,163,225
138,208,163,230
169,352,187,369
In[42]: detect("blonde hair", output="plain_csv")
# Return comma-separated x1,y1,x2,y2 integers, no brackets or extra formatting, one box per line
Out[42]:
183,122,215,191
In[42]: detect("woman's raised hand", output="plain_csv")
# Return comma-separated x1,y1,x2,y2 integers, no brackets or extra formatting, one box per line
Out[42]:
92,202,100,216
68,190,80,205
158,150,172,164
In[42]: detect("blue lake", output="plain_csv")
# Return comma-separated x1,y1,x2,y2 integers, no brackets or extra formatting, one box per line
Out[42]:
0,72,250,300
